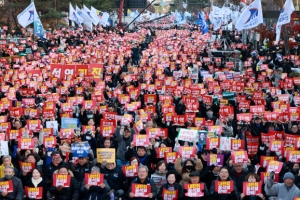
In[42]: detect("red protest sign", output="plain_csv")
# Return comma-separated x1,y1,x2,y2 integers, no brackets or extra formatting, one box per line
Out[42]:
84,173,104,186
266,160,283,173
43,137,57,148
53,174,71,187
206,138,220,150
260,156,277,168
133,134,149,147
25,187,43,199
164,152,178,164
155,147,172,158
184,183,204,197
260,172,279,184
131,184,151,197
243,182,262,196
59,128,74,139
231,150,248,164
162,189,178,200
19,161,35,173
0,180,13,193
269,140,284,154
8,129,20,140
261,132,276,146
178,146,196,159
122,164,138,177
100,126,115,137
236,114,253,122
144,94,156,104
286,151,300,163
214,180,234,194
231,139,245,151
18,138,34,150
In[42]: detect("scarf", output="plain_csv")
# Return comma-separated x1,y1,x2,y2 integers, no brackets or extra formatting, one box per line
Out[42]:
31,177,43,187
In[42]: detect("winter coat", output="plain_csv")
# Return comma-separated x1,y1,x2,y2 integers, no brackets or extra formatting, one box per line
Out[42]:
115,127,135,161
25,178,48,200
80,179,111,200
229,164,255,193
74,161,94,188
49,177,79,200
265,178,300,200
157,182,184,200
101,167,123,191
126,177,158,200
0,176,24,200
125,147,156,173
175,158,203,186
209,177,239,200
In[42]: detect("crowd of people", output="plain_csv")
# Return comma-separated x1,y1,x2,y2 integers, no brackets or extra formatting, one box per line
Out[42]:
0,18,299,200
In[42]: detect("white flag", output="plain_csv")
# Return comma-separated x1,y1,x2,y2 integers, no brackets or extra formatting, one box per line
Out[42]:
17,2,35,28
183,2,187,9
76,5,93,31
69,3,83,27
83,5,100,25
235,0,263,30
275,0,295,42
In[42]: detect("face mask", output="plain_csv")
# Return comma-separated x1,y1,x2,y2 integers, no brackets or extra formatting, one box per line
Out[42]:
186,166,193,171
87,115,93,119
86,136,91,140
293,168,299,173
5,175,13,180
76,113,79,117
275,151,281,156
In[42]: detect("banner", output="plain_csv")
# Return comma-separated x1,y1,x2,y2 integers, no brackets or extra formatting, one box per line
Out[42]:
177,128,198,142
96,148,115,163
19,161,35,173
0,180,13,192
207,154,224,166
53,174,71,187
243,182,262,196
131,184,151,197
214,180,234,194
122,164,138,177
25,187,43,199
235,0,263,30
231,150,248,164
184,183,204,197
71,142,90,157
84,173,104,186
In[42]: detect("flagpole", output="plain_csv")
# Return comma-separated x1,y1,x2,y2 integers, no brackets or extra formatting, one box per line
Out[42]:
32,0,35,41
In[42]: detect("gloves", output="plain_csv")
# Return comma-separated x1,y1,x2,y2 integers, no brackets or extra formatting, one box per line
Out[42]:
270,171,275,180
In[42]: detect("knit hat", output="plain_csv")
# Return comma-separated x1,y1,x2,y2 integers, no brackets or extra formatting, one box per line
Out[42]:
189,171,200,177
283,172,295,181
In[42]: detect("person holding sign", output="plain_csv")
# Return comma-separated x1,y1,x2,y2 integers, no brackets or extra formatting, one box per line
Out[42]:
157,171,184,200
209,167,239,199
175,155,203,186
183,171,209,200
125,142,157,174
228,158,254,193
81,166,110,200
49,166,80,200
0,156,18,179
265,172,300,200
126,165,157,200
0,166,24,200
24,167,47,200
240,173,265,200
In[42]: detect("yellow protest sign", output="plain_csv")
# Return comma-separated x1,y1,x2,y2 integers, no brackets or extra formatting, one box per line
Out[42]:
96,148,115,163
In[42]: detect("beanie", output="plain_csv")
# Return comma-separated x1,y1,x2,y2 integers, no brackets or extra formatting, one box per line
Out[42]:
283,172,295,181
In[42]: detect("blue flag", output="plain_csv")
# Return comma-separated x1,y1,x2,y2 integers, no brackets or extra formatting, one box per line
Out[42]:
197,12,208,34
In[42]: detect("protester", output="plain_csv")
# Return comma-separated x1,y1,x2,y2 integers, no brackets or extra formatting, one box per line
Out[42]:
240,173,265,200
157,170,184,200
265,172,300,199
25,167,47,200
184,171,209,199
0,166,24,200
